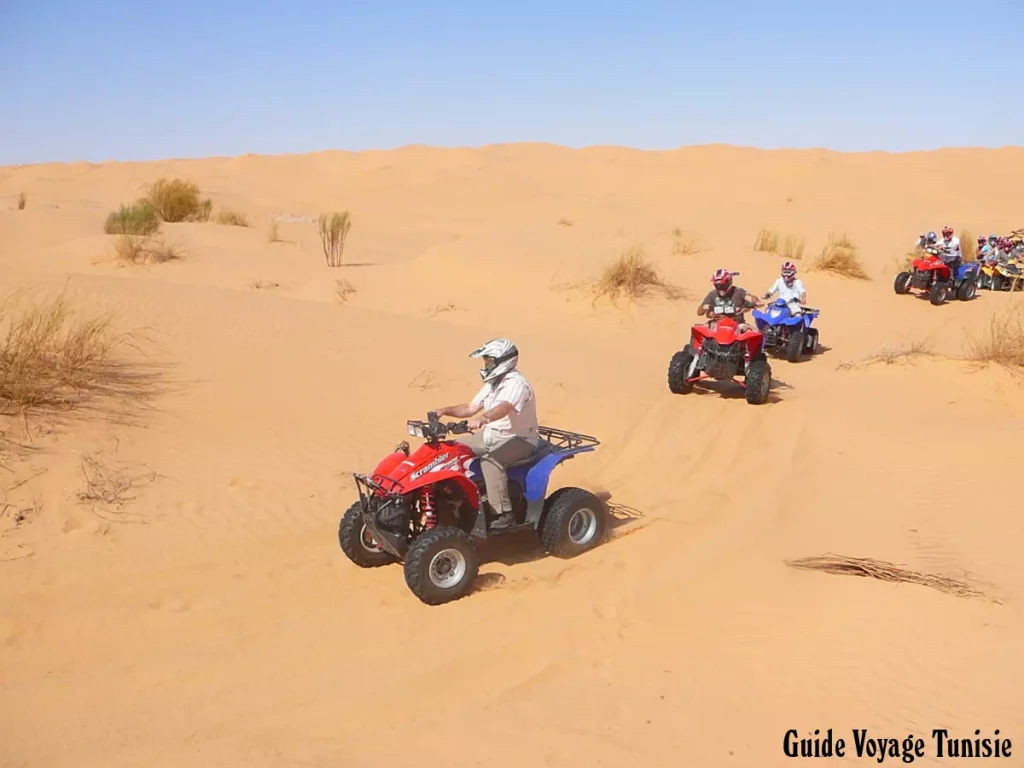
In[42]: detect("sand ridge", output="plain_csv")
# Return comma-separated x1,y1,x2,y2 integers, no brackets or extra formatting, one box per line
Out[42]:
1,143,1023,767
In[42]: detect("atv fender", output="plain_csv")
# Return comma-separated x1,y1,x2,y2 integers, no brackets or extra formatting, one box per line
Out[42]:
373,450,410,478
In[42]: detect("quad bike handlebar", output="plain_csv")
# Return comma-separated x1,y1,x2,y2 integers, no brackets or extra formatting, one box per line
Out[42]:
409,412,472,442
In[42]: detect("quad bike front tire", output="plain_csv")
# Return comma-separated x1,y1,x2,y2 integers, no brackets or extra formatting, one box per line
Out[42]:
403,525,479,606
339,501,397,568
667,347,697,394
785,329,804,363
803,329,819,354
539,487,607,558
956,278,977,301
929,282,949,306
894,272,912,294
744,358,772,405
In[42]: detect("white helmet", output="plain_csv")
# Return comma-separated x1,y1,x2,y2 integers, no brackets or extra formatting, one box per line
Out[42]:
469,338,519,383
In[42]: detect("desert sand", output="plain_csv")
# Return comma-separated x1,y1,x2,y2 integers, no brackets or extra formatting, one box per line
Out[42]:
1,143,1024,767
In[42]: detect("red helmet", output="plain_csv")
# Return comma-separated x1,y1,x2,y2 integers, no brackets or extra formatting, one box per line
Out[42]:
711,268,733,291
977,235,986,244
781,261,797,282
942,225,954,238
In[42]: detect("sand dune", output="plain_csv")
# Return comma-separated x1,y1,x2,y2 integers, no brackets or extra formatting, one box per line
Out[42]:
2,144,1024,767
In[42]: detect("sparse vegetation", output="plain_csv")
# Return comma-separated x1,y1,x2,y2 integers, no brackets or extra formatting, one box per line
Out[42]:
592,245,683,303
142,178,211,223
961,229,977,262
267,221,280,242
215,210,249,227
112,234,182,266
0,292,117,416
249,279,280,291
335,278,357,303
319,211,352,267
809,233,870,279
17,193,26,210
557,217,573,227
753,228,805,260
671,232,702,256
965,306,1024,371
104,203,161,236
863,337,934,366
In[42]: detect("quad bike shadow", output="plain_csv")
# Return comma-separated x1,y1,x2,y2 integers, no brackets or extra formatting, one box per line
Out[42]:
338,413,613,605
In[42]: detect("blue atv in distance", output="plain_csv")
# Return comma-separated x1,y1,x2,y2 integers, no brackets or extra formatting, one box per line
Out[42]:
752,298,821,363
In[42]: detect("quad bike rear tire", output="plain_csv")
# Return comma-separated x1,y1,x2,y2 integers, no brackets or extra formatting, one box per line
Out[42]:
539,487,607,559
744,358,772,405
667,347,696,394
956,279,977,301
785,329,804,363
894,272,912,294
403,526,479,606
803,329,819,354
339,501,397,568
929,282,949,306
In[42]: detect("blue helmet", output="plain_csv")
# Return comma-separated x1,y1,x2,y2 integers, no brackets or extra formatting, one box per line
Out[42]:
927,231,937,243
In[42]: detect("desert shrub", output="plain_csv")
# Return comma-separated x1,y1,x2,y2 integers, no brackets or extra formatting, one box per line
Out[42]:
215,210,249,227
753,229,779,252
754,228,804,260
966,307,1024,370
319,211,352,267
142,178,211,223
672,234,702,256
112,234,182,265
267,221,280,242
0,292,115,415
104,202,161,235
17,193,26,210
810,233,870,279
335,278,357,302
593,245,682,302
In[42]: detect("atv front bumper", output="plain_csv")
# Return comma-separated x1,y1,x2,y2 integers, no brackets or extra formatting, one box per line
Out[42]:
353,473,409,559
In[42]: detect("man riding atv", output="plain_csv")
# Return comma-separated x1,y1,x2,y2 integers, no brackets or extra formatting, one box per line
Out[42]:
698,269,762,333
763,261,807,314
431,338,541,531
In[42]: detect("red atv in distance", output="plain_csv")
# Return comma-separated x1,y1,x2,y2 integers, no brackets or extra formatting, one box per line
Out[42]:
894,245,979,305
339,412,606,605
667,305,773,405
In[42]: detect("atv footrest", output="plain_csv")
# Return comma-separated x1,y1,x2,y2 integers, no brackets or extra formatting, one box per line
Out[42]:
481,522,534,537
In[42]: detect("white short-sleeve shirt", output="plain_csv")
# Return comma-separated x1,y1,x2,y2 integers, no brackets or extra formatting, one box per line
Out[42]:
471,370,540,448
769,276,806,304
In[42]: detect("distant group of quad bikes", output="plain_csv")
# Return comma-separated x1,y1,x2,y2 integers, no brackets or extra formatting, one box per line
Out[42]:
337,232,1023,607
894,230,1024,305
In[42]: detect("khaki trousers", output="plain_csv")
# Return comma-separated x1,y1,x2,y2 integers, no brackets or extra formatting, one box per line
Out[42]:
456,433,537,514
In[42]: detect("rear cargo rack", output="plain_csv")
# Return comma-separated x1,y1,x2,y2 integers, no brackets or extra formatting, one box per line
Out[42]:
537,426,600,451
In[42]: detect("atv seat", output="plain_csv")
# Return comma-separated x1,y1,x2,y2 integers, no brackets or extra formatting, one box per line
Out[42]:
507,438,555,467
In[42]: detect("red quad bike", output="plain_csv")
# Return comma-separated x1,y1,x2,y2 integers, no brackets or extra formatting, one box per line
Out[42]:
338,412,606,606
893,245,979,305
666,310,772,405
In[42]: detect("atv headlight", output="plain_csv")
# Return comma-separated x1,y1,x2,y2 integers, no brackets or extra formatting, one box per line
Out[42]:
407,422,425,438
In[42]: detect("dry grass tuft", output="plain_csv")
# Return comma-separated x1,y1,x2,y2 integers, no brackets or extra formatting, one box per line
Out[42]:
785,553,989,601
76,451,157,521
104,203,161,236
671,233,703,256
863,337,934,366
249,279,281,291
754,228,804,260
267,221,280,242
112,235,182,265
961,230,977,262
215,210,249,227
335,278,357,303
319,211,352,267
592,245,684,303
557,217,573,227
753,229,779,252
965,306,1024,371
17,193,26,210
809,233,870,279
0,291,158,421
142,178,211,223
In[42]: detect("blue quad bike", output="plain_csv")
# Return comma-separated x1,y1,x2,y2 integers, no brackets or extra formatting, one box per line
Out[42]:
340,413,607,605
752,297,821,362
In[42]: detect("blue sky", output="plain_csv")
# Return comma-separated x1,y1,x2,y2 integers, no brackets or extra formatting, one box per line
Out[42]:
2,0,1022,164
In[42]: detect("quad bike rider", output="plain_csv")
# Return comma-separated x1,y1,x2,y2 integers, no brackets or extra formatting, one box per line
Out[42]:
667,269,773,404
936,225,963,275
894,225,978,305
755,261,820,361
431,338,540,531
982,237,1023,291
763,261,807,314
